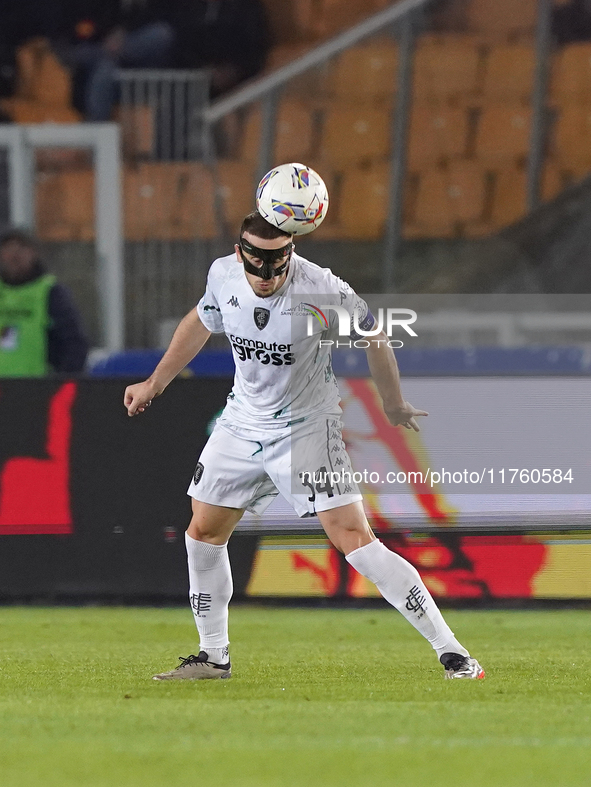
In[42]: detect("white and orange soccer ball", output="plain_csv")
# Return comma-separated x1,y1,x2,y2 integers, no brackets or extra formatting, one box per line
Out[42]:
255,163,329,235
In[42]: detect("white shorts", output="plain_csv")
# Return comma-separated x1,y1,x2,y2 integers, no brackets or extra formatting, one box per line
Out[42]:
187,414,362,517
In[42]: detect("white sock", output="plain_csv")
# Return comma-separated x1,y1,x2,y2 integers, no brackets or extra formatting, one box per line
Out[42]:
345,540,469,659
185,533,233,660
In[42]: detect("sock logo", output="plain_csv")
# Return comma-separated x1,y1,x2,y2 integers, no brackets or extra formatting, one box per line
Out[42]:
193,462,204,485
190,592,212,616
405,585,427,618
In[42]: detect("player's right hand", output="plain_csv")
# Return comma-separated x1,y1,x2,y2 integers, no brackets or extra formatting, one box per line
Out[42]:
124,381,160,417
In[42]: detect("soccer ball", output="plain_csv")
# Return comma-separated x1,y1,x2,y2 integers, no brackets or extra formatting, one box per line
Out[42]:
256,163,329,235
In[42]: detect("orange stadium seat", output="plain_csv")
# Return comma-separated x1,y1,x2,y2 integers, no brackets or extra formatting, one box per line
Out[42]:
482,44,536,101
117,105,155,159
36,169,94,242
550,43,591,102
240,100,315,165
261,0,318,42
326,40,398,102
320,104,391,165
338,163,389,239
0,98,80,123
410,162,487,237
124,164,215,240
489,165,563,228
216,161,258,233
412,36,482,102
464,0,538,39
310,0,391,39
2,38,80,123
124,162,255,240
338,161,418,240
476,105,532,161
407,105,470,166
553,105,591,163
14,38,75,105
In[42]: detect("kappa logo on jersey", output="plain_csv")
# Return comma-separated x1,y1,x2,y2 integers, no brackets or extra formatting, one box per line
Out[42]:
228,334,293,365
227,296,240,308
254,307,270,330
193,462,204,485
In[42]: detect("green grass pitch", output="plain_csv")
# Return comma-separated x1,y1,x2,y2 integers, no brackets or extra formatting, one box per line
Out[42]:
1,605,590,787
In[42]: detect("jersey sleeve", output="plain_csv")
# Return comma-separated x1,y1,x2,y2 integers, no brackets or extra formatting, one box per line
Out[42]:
197,267,225,333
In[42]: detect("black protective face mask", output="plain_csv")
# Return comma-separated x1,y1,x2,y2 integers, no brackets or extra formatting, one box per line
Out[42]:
239,238,293,280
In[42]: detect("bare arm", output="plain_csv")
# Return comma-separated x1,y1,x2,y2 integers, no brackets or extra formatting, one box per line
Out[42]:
124,308,211,416
365,331,428,431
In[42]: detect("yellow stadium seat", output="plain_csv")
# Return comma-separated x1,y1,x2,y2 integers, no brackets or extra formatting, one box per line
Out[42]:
482,44,536,101
476,105,532,161
326,41,398,102
412,36,482,101
321,104,391,165
408,105,470,166
240,100,315,165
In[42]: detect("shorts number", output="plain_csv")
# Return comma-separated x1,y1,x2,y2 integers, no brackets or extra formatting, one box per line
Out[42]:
300,465,335,502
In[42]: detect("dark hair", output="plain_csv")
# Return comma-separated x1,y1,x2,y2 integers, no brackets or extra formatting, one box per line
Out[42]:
0,227,38,249
240,211,292,240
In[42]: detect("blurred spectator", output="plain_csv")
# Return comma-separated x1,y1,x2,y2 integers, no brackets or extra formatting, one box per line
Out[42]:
52,1,174,120
168,0,271,96
0,229,88,377
552,0,591,45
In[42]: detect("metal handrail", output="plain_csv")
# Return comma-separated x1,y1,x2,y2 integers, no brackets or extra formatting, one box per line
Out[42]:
202,0,434,124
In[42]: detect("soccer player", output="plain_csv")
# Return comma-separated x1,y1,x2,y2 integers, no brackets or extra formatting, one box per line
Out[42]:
124,212,485,681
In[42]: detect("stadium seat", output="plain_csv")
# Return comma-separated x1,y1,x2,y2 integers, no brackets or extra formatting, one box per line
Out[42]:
320,104,391,165
550,43,591,101
326,40,398,102
410,162,487,238
464,0,538,40
0,98,80,123
240,100,315,165
482,44,536,101
116,105,155,159
338,161,417,240
310,0,392,40
14,38,76,106
553,105,591,163
216,161,258,234
261,0,318,42
124,161,255,240
36,169,94,241
412,35,482,102
124,163,215,240
407,105,470,166
1,38,80,123
489,165,563,229
476,105,532,161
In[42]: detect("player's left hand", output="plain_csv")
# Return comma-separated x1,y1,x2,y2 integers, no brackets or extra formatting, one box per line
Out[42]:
384,401,428,432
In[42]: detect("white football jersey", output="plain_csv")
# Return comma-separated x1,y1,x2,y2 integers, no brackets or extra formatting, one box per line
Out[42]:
197,251,372,429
